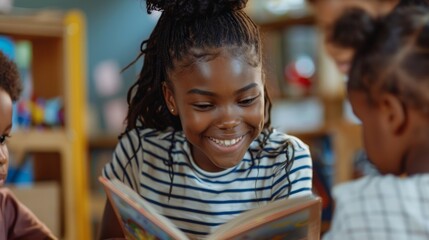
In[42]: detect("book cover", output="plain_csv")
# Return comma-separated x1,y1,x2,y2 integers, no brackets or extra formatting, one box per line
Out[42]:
99,176,322,240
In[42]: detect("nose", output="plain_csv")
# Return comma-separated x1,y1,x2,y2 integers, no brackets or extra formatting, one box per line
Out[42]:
217,119,240,130
216,105,240,130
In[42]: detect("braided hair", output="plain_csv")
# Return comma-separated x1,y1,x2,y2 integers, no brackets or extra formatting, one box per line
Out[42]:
122,0,295,199
347,6,429,114
125,0,270,131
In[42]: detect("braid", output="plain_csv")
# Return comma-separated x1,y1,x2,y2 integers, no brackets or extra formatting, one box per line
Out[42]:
250,128,296,200
121,0,274,199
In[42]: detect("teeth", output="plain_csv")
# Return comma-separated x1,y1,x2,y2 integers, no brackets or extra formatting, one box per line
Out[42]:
209,136,242,147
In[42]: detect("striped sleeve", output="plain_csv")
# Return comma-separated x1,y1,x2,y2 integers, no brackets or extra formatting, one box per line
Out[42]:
102,129,142,191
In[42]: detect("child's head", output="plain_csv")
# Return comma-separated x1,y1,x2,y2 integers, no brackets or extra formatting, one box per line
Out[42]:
347,6,429,175
308,0,399,73
126,0,268,171
0,51,22,186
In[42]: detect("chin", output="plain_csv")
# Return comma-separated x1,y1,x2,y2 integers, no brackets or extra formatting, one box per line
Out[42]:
213,160,239,170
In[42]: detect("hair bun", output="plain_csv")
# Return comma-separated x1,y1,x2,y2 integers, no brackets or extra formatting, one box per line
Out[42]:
329,7,376,50
146,0,248,18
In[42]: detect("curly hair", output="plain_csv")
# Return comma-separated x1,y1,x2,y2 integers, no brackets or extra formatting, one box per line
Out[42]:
0,51,22,101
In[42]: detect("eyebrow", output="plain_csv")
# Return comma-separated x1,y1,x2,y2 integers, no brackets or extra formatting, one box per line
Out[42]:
187,83,258,96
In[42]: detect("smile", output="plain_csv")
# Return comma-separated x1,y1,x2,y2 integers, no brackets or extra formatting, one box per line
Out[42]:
208,136,243,147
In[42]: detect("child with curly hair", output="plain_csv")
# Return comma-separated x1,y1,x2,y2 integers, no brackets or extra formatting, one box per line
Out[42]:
0,51,56,240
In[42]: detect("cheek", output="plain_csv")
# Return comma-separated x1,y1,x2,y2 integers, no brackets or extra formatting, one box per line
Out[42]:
180,111,210,133
0,145,9,165
248,101,265,127
361,120,386,170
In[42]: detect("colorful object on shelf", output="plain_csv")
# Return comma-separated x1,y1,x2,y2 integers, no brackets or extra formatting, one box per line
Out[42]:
15,41,33,100
15,41,32,69
14,97,64,129
15,100,31,128
31,97,45,126
0,35,14,59
6,156,34,185
284,55,314,90
44,98,62,126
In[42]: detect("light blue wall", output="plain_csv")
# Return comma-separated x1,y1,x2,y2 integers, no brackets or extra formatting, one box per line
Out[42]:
14,0,157,130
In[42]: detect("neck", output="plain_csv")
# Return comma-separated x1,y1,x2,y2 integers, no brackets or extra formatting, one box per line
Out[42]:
405,146,429,176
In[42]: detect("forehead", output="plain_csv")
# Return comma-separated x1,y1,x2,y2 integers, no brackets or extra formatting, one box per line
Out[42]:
0,88,13,129
169,50,262,87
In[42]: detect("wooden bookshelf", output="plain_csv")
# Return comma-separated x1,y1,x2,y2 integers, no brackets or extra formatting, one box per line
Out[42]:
1,9,91,240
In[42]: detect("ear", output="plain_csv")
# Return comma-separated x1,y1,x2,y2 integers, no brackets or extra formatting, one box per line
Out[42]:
379,93,407,135
162,82,178,116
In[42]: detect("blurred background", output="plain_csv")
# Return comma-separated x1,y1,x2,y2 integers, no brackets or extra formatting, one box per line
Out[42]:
1,0,396,239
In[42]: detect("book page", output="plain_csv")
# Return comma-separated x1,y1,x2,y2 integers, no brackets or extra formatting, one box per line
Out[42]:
100,177,189,240
208,195,321,240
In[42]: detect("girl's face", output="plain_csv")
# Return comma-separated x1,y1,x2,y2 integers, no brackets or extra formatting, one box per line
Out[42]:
349,90,404,174
324,42,354,74
0,88,12,186
164,51,265,172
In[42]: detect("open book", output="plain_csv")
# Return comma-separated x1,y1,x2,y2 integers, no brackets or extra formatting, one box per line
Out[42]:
99,176,322,240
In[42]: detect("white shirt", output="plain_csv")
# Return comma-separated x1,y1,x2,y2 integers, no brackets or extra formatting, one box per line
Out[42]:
323,174,429,240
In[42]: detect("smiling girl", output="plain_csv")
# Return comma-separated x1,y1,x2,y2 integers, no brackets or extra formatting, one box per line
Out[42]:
99,0,313,239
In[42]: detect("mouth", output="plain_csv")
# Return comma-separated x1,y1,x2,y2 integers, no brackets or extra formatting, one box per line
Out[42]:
336,61,350,74
208,135,244,147
0,174,6,185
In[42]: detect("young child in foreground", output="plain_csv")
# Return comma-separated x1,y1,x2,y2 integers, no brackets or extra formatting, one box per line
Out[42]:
0,51,56,239
99,0,313,239
323,6,429,240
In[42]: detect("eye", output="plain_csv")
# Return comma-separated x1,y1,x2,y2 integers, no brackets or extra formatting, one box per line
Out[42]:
192,103,214,111
238,94,260,106
0,135,10,145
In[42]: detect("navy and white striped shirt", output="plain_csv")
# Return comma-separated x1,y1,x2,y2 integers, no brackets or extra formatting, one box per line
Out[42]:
103,127,312,239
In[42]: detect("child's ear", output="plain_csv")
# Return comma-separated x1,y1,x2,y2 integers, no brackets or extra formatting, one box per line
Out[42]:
380,93,407,135
162,82,178,116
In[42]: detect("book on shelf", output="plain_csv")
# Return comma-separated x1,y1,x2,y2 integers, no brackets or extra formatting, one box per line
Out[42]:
99,176,322,240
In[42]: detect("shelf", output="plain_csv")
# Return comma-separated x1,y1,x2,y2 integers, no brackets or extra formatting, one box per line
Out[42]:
8,129,70,165
89,134,118,150
259,15,315,30
9,129,69,152
0,9,64,37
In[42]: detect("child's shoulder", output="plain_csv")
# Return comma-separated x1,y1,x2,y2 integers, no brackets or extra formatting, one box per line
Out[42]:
0,188,19,210
0,187,14,199
333,174,429,200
